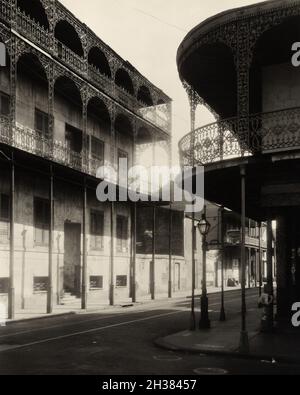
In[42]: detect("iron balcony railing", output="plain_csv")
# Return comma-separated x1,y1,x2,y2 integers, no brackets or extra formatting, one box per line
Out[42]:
0,0,10,23
179,107,300,166
16,9,49,51
54,39,86,74
0,116,103,178
0,1,171,134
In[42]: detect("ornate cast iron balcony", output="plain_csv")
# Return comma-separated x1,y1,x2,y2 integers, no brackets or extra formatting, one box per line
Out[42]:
0,0,10,23
0,0,171,135
179,107,300,166
0,116,103,178
16,9,49,51
54,39,86,74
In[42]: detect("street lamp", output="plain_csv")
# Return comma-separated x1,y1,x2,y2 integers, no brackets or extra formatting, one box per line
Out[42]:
198,213,211,329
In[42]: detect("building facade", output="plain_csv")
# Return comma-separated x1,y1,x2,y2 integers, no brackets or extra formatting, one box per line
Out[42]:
0,0,184,318
178,0,300,325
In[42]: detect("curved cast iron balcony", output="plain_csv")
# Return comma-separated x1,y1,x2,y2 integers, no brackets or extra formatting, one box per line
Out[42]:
179,107,300,166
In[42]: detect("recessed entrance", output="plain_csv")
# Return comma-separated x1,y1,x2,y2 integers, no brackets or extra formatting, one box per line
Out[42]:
64,223,81,297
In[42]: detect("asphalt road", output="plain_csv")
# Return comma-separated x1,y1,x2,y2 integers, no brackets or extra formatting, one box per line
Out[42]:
0,289,299,375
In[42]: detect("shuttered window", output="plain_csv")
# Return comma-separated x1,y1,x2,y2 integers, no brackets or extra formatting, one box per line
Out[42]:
0,92,9,117
90,136,104,162
0,194,9,241
90,210,104,250
116,215,128,252
34,198,50,246
35,109,49,136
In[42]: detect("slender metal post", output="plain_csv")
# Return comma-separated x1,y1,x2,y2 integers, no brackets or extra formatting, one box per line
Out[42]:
220,206,226,321
47,166,54,314
151,206,156,300
248,248,252,289
8,152,15,320
81,180,87,310
187,87,197,331
258,222,262,297
190,211,196,330
264,220,274,332
239,165,249,353
199,229,210,329
168,205,173,299
109,201,115,306
131,202,137,303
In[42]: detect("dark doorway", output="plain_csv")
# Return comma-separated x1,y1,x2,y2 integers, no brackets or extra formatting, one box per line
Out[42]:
64,223,81,296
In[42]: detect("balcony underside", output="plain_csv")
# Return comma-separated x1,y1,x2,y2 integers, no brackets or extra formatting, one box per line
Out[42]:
200,151,300,221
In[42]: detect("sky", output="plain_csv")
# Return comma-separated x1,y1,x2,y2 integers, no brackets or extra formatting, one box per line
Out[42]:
60,0,266,162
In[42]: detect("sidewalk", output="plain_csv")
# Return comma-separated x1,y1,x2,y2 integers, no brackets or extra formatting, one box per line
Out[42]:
156,306,300,364
3,285,242,325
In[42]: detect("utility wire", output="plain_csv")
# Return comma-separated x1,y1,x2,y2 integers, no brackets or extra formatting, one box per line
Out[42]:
112,0,188,33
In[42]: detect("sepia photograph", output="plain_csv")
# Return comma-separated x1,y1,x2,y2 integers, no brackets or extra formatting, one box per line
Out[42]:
0,0,300,379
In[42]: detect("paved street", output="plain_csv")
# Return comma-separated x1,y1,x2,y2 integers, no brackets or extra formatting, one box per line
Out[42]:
0,289,299,375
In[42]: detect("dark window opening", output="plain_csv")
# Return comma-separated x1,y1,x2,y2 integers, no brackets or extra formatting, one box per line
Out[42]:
118,149,128,186
55,20,84,57
0,92,10,117
17,0,49,29
90,210,104,250
137,86,153,107
0,278,9,294
34,198,50,246
65,124,82,153
35,109,49,136
0,194,9,242
117,215,128,252
116,275,127,288
90,136,104,162
88,47,111,77
90,276,103,290
33,276,48,293
115,69,134,95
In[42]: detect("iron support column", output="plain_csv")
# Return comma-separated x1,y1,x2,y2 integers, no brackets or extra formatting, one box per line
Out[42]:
8,152,15,320
239,165,249,353
109,202,115,306
47,166,54,314
81,181,87,310
168,205,173,299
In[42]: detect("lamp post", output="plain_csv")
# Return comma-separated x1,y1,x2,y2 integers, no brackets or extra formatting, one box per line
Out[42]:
198,213,211,329
220,206,226,321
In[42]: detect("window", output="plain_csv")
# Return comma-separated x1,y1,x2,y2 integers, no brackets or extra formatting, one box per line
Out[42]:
193,225,197,251
116,275,127,288
0,92,9,117
89,276,103,290
0,194,9,242
33,277,48,293
117,215,128,252
90,136,104,162
34,198,50,246
118,149,128,185
35,109,49,136
90,210,104,250
65,124,82,153
0,278,9,294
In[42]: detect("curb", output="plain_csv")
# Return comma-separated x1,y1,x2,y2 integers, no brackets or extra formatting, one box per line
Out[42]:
154,337,300,366
5,311,76,326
